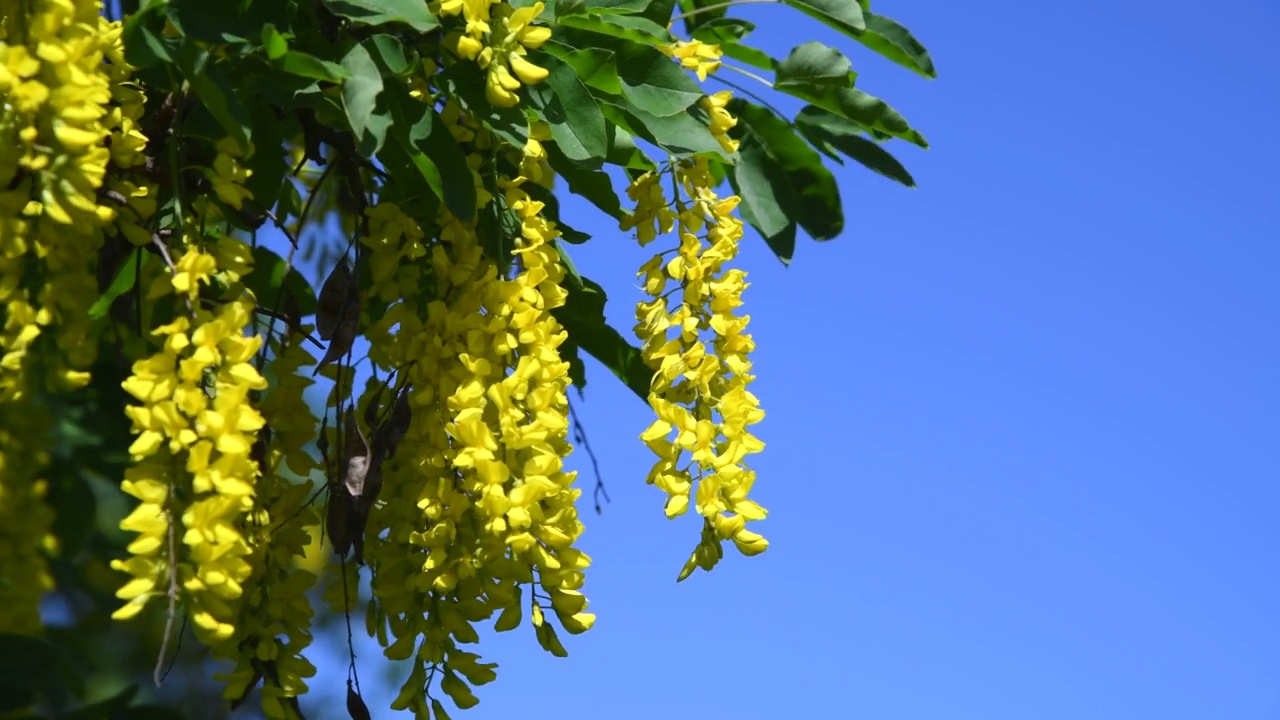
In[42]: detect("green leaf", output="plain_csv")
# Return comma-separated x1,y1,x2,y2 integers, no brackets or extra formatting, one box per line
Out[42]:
796,105,915,186
778,83,928,148
246,247,319,317
774,41,854,88
122,4,175,69
545,143,624,219
89,248,142,319
676,0,728,32
477,193,518,269
781,0,865,39
243,98,289,206
584,0,653,14
385,88,477,221
637,0,677,24
859,11,936,78
730,136,798,264
177,45,252,153
557,13,674,46
615,41,703,117
525,52,608,166
553,277,652,402
261,24,288,60
340,42,384,142
544,44,622,95
321,0,440,31
730,99,842,240
170,0,292,42
605,124,656,169
275,51,351,82
690,16,754,41
609,101,731,159
368,34,414,76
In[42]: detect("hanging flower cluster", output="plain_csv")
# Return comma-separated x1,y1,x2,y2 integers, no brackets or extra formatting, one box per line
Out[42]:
113,247,268,636
355,114,590,711
0,0,139,634
214,334,323,717
440,0,553,107
626,97,768,578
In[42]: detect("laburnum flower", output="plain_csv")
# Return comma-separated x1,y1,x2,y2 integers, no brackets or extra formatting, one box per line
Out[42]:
0,0,123,396
444,1,551,108
361,149,591,711
362,202,428,302
662,39,723,81
206,137,254,210
620,171,676,246
701,91,740,154
114,245,268,658
627,154,769,580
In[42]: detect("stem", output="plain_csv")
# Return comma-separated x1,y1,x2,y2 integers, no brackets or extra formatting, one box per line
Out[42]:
670,0,777,23
721,62,774,90
154,459,179,686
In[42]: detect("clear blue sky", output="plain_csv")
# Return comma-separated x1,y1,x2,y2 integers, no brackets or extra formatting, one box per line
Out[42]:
307,1,1280,718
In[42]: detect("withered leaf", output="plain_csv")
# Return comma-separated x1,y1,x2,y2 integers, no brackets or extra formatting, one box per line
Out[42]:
313,279,361,375
317,414,331,473
363,378,388,434
326,485,352,558
316,260,354,341
381,388,412,461
346,681,372,720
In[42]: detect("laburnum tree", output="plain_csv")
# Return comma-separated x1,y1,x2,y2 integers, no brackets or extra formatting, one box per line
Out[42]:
0,0,933,717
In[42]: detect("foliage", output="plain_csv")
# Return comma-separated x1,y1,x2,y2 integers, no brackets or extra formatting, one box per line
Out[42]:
0,0,932,717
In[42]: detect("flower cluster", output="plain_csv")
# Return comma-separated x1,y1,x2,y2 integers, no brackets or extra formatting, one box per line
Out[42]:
211,332,322,718
626,149,769,579
113,246,268,647
0,1,145,635
352,113,590,711
0,0,118,396
440,0,553,107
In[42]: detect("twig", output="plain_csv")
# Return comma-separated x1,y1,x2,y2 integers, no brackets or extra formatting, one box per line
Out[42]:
720,62,775,90
252,306,325,349
340,557,362,694
154,476,179,686
568,397,611,515
261,207,299,249
258,161,336,367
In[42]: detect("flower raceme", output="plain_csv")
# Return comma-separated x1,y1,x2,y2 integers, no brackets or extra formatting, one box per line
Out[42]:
440,0,553,107
626,146,770,580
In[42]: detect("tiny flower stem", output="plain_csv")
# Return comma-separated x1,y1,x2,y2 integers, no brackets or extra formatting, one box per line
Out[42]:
720,62,774,90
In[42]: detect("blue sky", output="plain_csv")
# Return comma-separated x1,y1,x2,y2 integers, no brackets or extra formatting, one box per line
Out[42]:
305,1,1280,718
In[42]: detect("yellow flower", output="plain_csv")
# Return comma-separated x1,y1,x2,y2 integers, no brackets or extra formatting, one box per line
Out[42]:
626,153,768,579
662,39,723,81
